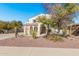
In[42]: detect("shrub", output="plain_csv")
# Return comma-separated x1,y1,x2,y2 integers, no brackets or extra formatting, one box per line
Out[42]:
31,30,37,39
47,34,63,42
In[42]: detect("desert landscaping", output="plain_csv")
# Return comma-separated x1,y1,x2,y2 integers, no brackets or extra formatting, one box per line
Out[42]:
0,33,79,48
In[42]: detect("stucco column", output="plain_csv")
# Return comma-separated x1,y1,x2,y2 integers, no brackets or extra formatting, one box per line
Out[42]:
37,24,41,36
24,26,26,35
27,26,31,36
33,26,34,31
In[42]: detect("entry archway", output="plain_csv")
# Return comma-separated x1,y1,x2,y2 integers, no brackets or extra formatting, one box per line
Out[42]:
40,24,47,34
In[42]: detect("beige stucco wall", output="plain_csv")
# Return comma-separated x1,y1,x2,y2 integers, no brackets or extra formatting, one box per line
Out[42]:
24,23,47,37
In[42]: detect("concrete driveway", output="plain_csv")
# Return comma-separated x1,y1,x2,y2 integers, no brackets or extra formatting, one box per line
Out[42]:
0,34,15,40
0,32,23,40
0,46,79,56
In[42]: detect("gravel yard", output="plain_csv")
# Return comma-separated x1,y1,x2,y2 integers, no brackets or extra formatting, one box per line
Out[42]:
0,34,79,48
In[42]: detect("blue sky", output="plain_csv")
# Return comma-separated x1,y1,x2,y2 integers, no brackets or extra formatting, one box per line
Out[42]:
0,3,79,24
0,3,46,24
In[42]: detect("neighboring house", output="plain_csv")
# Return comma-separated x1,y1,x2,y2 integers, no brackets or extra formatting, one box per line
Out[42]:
68,24,79,36
23,14,50,37
24,13,79,37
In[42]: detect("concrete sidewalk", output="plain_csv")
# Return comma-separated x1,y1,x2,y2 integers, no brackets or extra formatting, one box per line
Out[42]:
0,46,79,56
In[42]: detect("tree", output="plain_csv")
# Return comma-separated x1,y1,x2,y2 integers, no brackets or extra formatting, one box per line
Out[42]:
44,3,79,36
0,20,5,30
3,22,12,31
10,20,23,29
63,3,79,36
37,15,56,36
0,20,23,33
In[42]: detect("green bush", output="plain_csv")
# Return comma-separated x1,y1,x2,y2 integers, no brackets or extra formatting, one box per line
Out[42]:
47,34,63,42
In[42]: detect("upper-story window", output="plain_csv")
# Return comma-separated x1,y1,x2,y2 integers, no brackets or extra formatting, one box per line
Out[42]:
33,19,36,23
